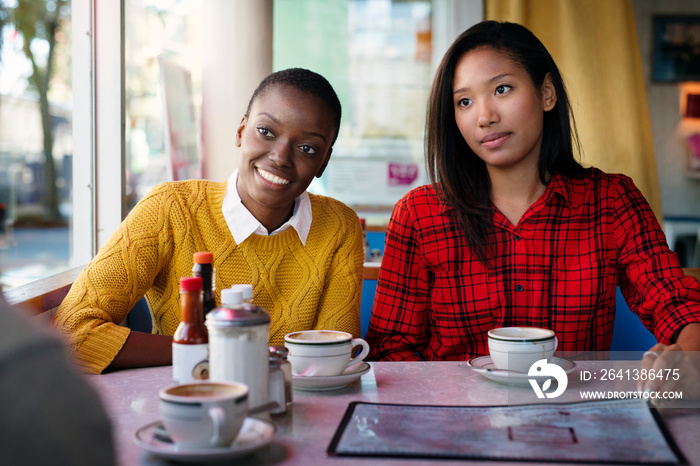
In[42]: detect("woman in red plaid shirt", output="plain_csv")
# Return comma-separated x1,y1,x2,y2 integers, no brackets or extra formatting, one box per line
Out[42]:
365,21,700,398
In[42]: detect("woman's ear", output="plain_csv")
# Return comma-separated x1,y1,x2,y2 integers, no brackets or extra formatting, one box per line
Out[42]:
542,73,557,112
235,115,247,147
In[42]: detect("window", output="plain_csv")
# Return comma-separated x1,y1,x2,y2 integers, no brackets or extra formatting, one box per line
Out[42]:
124,0,202,211
273,0,433,222
0,0,73,290
1,0,480,291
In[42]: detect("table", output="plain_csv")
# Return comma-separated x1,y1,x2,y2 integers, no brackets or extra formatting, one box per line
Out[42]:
89,361,700,465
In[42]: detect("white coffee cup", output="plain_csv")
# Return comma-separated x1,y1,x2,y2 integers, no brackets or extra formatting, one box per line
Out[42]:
159,381,248,449
284,330,370,377
487,327,558,373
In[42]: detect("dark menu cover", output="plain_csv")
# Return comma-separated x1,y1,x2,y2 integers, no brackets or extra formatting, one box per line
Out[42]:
327,399,682,464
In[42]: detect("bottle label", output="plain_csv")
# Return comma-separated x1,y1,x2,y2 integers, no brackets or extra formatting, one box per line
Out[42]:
172,343,209,384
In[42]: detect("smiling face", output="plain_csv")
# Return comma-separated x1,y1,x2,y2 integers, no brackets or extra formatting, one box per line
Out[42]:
452,46,556,176
235,84,336,231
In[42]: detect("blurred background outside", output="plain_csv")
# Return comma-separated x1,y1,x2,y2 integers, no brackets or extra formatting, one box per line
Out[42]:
1,0,700,291
0,0,433,289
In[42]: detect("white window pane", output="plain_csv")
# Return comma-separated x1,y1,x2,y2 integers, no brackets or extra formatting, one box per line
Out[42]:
0,1,73,290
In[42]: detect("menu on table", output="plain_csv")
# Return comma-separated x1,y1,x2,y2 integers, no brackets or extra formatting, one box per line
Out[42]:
327,399,681,464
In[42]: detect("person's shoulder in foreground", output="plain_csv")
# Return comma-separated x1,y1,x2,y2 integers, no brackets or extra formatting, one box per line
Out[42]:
0,294,115,466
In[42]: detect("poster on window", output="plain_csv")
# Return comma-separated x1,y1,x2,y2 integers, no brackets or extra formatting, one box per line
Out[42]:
159,55,201,181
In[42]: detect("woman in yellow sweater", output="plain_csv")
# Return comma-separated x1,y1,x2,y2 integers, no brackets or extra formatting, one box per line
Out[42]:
53,68,364,374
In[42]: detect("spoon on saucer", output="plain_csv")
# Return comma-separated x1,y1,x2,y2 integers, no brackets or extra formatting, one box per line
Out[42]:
482,368,525,374
469,366,526,375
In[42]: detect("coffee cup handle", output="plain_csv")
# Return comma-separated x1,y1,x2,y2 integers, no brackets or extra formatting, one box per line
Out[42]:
346,338,370,370
554,336,558,352
208,405,226,446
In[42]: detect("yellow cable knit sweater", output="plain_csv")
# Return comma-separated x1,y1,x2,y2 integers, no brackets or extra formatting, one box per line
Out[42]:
53,180,364,374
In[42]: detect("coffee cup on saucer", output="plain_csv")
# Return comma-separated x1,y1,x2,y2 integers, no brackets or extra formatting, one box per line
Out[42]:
487,327,557,373
284,330,370,377
159,381,248,449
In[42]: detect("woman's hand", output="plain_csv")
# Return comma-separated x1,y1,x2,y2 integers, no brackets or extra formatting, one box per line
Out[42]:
637,343,700,404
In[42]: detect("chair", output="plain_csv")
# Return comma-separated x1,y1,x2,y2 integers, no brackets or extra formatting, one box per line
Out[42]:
361,263,380,338
3,265,150,329
4,265,84,323
360,227,385,338
609,287,656,351
611,267,700,351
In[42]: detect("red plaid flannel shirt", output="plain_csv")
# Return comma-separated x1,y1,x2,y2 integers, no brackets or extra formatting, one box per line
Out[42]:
366,168,700,361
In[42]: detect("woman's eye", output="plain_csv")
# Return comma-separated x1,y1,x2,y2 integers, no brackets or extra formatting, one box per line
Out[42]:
495,85,512,95
256,127,273,137
299,144,317,155
457,97,471,107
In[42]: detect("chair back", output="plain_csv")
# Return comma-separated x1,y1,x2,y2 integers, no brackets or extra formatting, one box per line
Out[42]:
4,266,84,323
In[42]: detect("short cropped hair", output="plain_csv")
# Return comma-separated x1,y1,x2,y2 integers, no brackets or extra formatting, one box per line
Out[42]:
246,68,342,145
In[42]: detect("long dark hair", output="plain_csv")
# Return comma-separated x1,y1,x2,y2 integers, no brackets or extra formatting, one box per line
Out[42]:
426,20,587,263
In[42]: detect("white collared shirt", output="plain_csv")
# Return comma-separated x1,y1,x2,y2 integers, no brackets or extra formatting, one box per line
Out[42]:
221,170,312,245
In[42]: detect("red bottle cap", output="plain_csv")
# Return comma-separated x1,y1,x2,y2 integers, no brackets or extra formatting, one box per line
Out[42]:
193,251,214,264
180,276,203,291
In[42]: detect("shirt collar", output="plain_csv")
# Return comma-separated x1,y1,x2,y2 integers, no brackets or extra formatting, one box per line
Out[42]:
221,170,312,245
544,171,572,207
434,171,572,216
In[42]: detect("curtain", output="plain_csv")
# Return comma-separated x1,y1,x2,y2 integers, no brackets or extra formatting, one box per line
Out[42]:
485,0,663,220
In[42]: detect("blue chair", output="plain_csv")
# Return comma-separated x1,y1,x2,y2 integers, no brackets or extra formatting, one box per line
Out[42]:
360,278,377,338
360,280,658,350
360,230,385,338
127,297,152,332
610,287,656,351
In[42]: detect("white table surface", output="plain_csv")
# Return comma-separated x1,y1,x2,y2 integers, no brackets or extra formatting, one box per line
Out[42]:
89,361,700,466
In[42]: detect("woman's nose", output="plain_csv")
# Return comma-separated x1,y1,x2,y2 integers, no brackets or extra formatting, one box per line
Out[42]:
269,142,292,167
476,100,499,127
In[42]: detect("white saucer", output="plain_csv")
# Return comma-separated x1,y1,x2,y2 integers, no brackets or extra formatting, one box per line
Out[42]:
133,416,276,462
292,361,371,391
467,356,576,386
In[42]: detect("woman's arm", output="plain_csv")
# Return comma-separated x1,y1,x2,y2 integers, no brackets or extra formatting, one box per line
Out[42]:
107,332,173,370
611,176,700,400
637,322,700,402
676,322,700,351
614,176,700,344
53,185,175,374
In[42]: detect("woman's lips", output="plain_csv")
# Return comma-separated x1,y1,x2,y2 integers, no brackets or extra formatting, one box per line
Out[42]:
256,167,291,186
481,132,510,149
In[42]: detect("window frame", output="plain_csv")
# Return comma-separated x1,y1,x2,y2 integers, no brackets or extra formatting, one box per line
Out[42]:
72,0,126,263
69,0,481,264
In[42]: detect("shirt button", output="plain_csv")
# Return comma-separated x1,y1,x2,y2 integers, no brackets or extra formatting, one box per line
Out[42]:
514,235,521,241
515,284,524,292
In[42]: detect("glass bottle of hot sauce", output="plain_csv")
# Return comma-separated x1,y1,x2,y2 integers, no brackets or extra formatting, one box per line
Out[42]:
192,251,216,319
172,276,209,383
